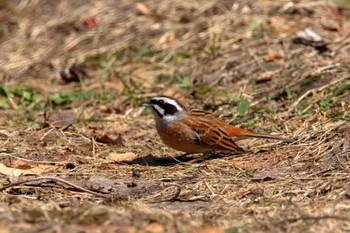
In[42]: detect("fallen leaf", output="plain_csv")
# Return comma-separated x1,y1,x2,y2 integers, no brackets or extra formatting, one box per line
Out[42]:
95,134,124,146
324,2,347,19
264,51,284,64
193,223,225,233
252,167,292,181
322,130,350,162
107,152,138,162
0,163,54,176
292,28,328,52
158,31,176,45
43,111,77,129
135,3,165,20
256,75,273,84
269,16,290,32
321,23,340,32
0,163,27,176
84,16,97,28
252,170,278,181
10,159,34,169
143,223,164,233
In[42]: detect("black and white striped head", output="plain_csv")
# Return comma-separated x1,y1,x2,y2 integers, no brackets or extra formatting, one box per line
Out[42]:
142,96,186,123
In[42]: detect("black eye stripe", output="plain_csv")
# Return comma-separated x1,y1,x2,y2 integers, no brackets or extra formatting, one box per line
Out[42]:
162,102,178,115
149,99,159,105
150,99,179,116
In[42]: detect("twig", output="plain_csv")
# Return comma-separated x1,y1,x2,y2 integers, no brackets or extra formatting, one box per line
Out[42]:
289,74,348,113
276,215,350,224
0,176,109,198
0,153,74,165
204,180,216,196
143,184,181,203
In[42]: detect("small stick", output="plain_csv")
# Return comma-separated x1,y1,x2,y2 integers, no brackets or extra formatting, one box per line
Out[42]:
0,176,109,198
144,184,181,203
276,215,350,224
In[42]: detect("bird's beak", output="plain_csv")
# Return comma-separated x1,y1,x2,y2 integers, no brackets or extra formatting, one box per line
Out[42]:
142,101,151,107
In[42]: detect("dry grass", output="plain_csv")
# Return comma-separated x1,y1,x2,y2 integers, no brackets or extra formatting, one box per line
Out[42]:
0,0,350,232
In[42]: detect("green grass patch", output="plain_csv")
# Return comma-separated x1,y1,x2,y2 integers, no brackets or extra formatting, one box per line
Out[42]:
194,84,212,97
284,87,293,99
237,96,250,115
225,227,240,233
0,148,14,154
239,121,256,128
175,52,191,62
317,99,330,111
171,73,192,91
246,170,255,177
0,84,44,110
0,84,114,111
297,75,319,87
78,118,115,123
331,80,350,96
49,90,95,106
132,43,156,58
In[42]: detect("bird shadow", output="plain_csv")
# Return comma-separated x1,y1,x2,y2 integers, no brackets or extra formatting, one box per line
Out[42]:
124,152,239,166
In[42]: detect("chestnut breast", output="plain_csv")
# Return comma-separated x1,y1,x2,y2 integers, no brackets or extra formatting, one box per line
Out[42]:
155,120,209,153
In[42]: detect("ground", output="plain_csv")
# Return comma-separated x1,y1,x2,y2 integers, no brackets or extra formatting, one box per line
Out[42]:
0,0,350,232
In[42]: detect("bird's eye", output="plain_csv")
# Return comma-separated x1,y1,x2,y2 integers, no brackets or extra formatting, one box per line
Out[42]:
158,99,164,104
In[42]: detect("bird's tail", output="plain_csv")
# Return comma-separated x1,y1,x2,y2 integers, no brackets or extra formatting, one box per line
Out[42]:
226,127,294,142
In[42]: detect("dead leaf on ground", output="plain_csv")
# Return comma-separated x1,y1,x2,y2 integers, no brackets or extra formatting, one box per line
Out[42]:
107,152,138,162
322,131,350,162
324,3,347,19
52,154,76,163
252,167,293,181
0,130,10,139
0,163,55,176
143,223,164,233
193,223,225,233
135,3,165,20
264,51,285,64
43,110,77,129
269,16,291,32
292,28,328,52
256,75,273,84
158,31,176,45
9,159,34,169
95,133,124,146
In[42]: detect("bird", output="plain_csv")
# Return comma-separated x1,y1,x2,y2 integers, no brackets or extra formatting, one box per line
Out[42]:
142,96,292,154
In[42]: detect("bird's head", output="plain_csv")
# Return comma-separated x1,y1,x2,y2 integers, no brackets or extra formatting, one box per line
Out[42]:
142,96,187,123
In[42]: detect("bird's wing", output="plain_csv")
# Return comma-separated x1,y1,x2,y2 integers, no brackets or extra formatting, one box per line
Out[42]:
190,109,292,142
183,110,243,152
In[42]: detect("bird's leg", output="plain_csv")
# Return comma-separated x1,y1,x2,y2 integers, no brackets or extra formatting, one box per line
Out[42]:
183,150,216,163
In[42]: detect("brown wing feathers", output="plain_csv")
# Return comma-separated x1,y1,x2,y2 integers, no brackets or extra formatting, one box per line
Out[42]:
184,110,243,152
189,109,291,144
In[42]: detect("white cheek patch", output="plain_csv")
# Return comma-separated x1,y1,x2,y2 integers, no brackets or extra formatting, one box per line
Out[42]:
162,114,179,123
150,97,186,124
153,105,164,116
